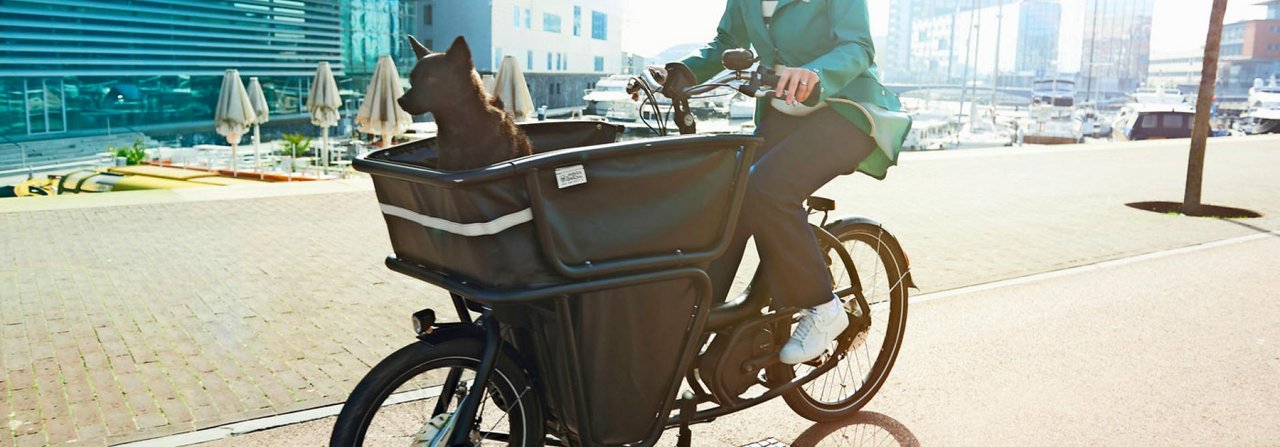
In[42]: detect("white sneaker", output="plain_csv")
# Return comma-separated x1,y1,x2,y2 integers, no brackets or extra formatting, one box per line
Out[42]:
779,297,849,365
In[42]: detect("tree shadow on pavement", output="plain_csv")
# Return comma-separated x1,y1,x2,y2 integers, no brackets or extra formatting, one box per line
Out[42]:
791,411,920,447
1125,201,1261,219
1220,218,1280,238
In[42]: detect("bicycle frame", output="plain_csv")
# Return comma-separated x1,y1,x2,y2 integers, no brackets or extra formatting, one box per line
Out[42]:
359,49,915,445
386,212,874,446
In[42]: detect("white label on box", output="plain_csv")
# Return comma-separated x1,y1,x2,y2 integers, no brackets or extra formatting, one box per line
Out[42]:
555,165,587,189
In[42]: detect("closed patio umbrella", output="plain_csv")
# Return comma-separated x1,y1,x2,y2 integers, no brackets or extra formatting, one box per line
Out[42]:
307,61,341,167
492,55,536,121
246,77,270,175
355,55,413,149
214,69,257,176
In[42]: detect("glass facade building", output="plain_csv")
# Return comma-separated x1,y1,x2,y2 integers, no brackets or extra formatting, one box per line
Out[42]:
907,0,1058,86
1,0,414,143
1080,0,1155,95
883,0,1024,83
342,0,416,76
1014,1,1061,77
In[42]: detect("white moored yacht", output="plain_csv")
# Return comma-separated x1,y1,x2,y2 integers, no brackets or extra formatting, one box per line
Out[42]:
583,75,640,121
1128,87,1187,105
1246,78,1280,134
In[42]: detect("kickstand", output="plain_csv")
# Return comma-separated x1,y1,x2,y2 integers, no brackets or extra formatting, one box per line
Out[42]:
676,391,696,447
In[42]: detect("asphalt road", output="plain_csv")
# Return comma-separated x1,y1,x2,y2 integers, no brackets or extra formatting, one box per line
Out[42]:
188,232,1280,446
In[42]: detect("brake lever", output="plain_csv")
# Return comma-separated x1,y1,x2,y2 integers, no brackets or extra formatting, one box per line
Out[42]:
646,66,668,86
626,67,668,97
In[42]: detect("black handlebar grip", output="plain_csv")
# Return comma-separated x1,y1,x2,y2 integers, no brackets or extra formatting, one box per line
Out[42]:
804,82,823,107
760,72,782,87
758,72,823,107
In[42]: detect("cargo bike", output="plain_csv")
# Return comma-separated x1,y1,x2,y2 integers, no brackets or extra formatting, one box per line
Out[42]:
332,52,914,447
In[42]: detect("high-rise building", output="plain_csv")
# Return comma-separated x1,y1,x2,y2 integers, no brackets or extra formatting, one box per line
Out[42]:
415,0,622,110
0,0,417,144
1079,0,1154,98
1014,1,1062,76
883,0,1018,82
909,1,1061,86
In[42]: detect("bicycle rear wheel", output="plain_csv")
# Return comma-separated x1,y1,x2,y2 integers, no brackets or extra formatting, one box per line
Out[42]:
780,222,910,422
329,337,545,446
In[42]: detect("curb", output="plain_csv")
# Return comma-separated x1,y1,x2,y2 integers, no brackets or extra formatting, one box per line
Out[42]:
0,177,374,214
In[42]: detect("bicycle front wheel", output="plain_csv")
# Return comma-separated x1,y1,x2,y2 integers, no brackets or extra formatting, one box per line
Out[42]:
329,337,545,446
781,222,910,422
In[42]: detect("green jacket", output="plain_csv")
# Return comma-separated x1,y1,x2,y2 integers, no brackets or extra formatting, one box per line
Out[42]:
681,0,911,179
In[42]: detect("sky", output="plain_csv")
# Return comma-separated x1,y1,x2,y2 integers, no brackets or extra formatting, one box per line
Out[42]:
621,0,1271,71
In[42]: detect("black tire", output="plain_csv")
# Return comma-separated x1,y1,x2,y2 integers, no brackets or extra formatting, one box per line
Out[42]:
781,222,910,422
330,337,545,446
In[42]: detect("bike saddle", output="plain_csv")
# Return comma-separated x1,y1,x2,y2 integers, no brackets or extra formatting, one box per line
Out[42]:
806,196,835,212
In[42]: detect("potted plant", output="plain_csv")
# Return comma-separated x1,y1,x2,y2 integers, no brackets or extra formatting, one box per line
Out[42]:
112,138,148,166
279,133,313,172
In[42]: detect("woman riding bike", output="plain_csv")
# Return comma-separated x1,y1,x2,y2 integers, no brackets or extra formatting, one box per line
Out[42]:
665,0,911,365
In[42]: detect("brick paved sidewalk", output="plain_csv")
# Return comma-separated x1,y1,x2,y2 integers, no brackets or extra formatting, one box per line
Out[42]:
1,192,450,446
2,136,1278,446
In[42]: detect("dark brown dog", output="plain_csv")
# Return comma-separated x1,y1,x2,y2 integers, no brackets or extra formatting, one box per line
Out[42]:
399,36,532,171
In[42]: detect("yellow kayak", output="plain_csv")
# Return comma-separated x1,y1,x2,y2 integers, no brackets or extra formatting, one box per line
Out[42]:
56,165,271,194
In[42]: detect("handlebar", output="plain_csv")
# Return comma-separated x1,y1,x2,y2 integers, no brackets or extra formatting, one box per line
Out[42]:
627,66,772,98
627,60,818,102
622,49,821,136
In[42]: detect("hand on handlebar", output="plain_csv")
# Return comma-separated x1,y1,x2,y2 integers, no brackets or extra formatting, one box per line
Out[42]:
775,66,820,106
660,63,697,100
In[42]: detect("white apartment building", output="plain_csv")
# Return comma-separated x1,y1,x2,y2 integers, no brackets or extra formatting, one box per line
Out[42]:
415,0,623,109
1147,53,1203,92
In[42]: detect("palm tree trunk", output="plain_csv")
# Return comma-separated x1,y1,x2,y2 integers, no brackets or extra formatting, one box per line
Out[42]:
1184,0,1230,215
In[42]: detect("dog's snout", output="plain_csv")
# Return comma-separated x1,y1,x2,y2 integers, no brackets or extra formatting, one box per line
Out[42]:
397,95,422,115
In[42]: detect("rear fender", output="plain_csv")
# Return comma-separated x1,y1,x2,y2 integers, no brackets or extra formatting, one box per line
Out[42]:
824,216,917,289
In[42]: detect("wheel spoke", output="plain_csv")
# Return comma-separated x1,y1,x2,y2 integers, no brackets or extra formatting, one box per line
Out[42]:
345,346,534,446
792,227,907,415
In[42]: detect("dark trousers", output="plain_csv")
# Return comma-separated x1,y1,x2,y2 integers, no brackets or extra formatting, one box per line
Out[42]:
707,107,877,308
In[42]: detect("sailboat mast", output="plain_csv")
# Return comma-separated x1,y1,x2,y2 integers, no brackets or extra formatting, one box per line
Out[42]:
992,1,1003,111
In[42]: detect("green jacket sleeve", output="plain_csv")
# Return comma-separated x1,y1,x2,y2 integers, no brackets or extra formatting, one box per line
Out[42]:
800,0,875,101
680,1,749,83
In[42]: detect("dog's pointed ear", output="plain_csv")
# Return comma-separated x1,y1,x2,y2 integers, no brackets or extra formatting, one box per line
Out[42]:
408,35,431,59
446,36,472,66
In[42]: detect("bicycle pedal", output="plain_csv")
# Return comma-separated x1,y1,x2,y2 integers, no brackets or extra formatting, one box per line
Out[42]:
801,352,831,368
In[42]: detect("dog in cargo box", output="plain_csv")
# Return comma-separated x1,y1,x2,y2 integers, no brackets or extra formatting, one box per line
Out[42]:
398,35,533,171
